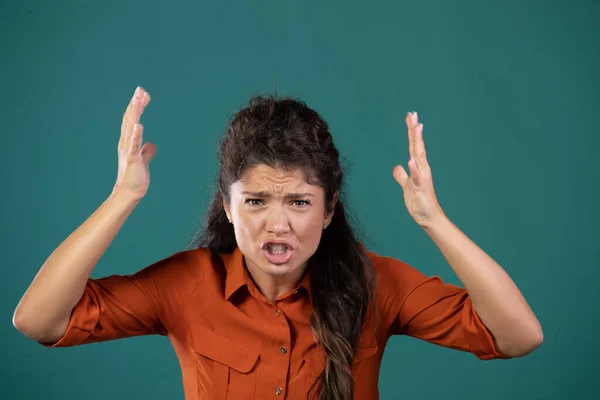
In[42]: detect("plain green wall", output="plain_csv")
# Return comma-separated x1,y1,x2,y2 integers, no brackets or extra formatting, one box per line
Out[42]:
1,0,598,398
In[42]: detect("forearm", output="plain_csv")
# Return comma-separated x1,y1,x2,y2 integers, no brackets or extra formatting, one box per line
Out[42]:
423,215,543,357
13,191,139,342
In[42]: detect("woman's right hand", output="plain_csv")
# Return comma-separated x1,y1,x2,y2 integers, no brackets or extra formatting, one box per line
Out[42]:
112,86,156,201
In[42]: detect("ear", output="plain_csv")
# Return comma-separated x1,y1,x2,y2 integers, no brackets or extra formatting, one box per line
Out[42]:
222,198,232,223
325,192,338,226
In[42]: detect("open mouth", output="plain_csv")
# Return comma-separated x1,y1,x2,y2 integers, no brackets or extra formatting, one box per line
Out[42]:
266,243,289,255
261,242,293,265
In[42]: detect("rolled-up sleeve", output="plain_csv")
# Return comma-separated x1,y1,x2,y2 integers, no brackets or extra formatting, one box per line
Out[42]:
45,274,166,348
396,276,509,360
371,252,510,360
43,250,205,348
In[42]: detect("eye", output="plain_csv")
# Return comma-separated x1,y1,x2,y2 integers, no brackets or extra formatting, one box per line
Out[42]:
291,199,310,207
245,198,264,206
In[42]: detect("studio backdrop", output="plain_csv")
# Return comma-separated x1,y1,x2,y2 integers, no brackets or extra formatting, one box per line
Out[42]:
1,1,598,399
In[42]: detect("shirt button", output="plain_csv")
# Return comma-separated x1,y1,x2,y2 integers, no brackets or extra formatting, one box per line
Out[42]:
275,309,281,317
280,346,287,355
275,388,283,395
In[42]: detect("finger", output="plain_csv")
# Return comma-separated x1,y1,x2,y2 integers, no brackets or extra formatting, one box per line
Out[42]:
408,158,421,187
118,104,131,151
120,102,131,142
120,92,135,138
141,91,151,108
405,112,414,160
413,123,430,173
407,111,420,160
141,142,157,164
392,165,409,189
129,123,143,156
122,87,148,153
120,88,139,133
120,87,141,151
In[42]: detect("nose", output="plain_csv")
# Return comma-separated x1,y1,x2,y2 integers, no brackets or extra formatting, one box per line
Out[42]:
266,205,290,234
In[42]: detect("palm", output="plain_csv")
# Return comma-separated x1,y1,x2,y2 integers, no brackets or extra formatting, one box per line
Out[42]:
116,150,151,197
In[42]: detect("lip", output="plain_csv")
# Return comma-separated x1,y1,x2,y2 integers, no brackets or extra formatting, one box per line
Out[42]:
261,240,294,250
261,240,294,265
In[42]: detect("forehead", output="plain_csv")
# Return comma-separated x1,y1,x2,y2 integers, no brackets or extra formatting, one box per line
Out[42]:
235,164,319,193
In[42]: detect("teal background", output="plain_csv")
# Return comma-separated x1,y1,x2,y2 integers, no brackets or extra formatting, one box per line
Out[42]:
1,0,598,399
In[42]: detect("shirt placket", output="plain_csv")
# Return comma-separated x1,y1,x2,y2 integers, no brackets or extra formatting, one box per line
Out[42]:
252,289,301,399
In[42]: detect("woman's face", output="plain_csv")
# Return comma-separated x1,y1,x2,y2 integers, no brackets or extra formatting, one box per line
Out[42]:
224,164,335,282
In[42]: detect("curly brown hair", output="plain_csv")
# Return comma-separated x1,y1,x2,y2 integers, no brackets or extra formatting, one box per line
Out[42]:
193,94,377,400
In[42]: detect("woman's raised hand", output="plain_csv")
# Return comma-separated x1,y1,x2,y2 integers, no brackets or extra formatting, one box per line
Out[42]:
112,86,156,201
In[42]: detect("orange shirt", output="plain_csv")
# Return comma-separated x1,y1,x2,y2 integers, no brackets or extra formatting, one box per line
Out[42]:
47,247,508,399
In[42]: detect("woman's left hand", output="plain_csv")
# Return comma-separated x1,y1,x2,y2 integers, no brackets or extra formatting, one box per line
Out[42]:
392,112,446,228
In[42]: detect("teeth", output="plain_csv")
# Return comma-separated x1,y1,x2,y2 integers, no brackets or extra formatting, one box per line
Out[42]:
268,244,288,255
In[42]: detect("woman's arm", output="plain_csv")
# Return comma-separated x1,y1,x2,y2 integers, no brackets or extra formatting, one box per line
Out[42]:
13,87,154,343
423,215,543,357
392,112,542,357
13,193,139,343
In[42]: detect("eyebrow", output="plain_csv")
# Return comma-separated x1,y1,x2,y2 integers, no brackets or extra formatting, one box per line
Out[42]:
241,191,315,198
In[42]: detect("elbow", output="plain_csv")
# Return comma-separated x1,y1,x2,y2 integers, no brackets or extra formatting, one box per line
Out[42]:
528,326,544,352
517,329,544,357
13,307,34,338
13,305,61,344
13,305,40,340
499,325,544,358
13,305,29,333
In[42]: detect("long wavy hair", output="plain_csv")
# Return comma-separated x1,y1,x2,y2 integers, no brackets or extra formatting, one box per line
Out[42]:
192,94,376,400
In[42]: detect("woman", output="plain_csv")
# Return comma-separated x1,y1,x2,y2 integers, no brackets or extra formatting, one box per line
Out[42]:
13,87,543,400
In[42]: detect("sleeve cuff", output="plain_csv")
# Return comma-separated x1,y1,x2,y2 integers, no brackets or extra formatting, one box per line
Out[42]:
41,290,99,348
462,297,511,360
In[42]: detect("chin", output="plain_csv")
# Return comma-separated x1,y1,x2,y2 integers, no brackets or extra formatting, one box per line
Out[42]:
260,259,298,276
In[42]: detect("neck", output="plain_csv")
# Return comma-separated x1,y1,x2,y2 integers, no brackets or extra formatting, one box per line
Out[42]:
245,261,307,302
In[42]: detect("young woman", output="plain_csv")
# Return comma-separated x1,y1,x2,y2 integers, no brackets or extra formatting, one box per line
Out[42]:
13,87,542,400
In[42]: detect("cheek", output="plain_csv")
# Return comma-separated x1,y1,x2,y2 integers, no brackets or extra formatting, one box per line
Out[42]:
236,213,261,237
292,214,324,241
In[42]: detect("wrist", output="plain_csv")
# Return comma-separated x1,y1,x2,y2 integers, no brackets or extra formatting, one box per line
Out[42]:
107,188,142,211
421,211,451,233
418,205,448,229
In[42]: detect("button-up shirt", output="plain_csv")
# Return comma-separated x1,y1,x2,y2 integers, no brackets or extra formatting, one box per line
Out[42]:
47,247,508,399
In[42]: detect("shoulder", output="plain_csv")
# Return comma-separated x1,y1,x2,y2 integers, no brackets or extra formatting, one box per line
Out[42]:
365,249,430,288
122,247,223,316
130,247,216,288
364,247,466,311
364,248,448,308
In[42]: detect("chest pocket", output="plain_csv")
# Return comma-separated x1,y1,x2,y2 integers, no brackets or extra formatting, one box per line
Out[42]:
189,323,260,400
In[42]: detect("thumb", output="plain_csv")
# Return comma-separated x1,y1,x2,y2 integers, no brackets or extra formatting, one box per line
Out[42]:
141,142,157,164
392,165,409,189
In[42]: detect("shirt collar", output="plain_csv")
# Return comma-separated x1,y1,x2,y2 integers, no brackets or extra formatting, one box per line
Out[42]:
224,247,312,302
